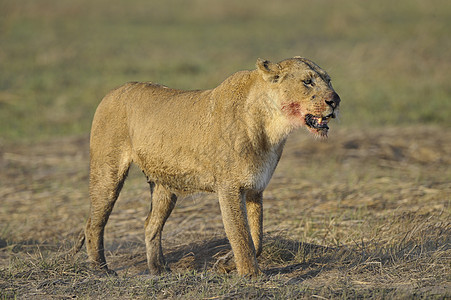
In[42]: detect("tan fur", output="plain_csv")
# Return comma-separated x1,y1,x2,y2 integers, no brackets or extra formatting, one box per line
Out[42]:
81,57,340,276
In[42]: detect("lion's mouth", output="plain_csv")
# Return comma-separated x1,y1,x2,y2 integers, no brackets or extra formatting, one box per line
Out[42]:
305,114,333,130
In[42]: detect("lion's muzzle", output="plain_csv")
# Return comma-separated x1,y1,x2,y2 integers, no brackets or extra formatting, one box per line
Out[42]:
326,92,340,116
304,91,340,136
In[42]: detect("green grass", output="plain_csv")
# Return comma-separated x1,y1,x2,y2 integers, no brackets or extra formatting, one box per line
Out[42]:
1,1,450,298
1,0,450,141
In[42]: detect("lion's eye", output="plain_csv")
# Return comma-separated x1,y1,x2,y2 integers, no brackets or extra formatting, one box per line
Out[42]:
303,78,313,86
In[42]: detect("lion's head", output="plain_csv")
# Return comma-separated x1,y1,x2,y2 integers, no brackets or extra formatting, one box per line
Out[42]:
257,57,340,138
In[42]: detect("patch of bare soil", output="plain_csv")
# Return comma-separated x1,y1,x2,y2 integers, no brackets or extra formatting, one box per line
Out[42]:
1,126,450,298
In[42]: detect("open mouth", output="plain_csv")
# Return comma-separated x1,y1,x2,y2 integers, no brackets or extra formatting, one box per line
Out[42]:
305,113,333,130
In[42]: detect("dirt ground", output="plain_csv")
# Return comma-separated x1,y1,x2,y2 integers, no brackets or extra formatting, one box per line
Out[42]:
1,126,450,298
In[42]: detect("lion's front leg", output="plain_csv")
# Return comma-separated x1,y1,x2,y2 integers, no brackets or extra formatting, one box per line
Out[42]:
218,186,259,277
245,190,263,257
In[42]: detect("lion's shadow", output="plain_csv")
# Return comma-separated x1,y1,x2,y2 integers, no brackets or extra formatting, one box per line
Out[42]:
112,236,342,280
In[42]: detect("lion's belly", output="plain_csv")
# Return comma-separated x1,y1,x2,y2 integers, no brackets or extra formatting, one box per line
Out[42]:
132,152,216,193
132,137,284,194
146,170,216,194
140,158,279,194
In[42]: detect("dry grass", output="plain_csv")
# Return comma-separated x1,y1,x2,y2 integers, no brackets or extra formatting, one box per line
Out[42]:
1,0,450,297
1,126,450,298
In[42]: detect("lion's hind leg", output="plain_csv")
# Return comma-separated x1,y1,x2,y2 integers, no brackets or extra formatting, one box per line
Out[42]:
85,151,131,274
144,184,177,275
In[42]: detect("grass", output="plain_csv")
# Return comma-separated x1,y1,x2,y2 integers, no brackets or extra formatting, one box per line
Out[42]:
1,0,450,141
1,0,450,298
1,128,450,298
1,213,449,298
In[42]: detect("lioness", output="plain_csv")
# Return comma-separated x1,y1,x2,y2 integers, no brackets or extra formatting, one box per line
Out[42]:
77,57,340,277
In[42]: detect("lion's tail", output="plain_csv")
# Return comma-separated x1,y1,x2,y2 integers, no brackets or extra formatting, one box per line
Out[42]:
72,229,86,255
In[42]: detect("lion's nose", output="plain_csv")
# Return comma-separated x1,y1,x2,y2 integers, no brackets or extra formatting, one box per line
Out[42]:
325,92,340,108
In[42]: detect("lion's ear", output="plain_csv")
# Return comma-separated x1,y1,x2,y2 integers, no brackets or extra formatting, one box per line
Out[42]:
256,58,281,83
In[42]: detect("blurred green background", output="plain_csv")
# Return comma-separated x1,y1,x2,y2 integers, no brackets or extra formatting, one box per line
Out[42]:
1,0,450,142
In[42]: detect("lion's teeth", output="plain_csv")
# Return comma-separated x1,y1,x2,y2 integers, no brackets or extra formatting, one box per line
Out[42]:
317,117,322,124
